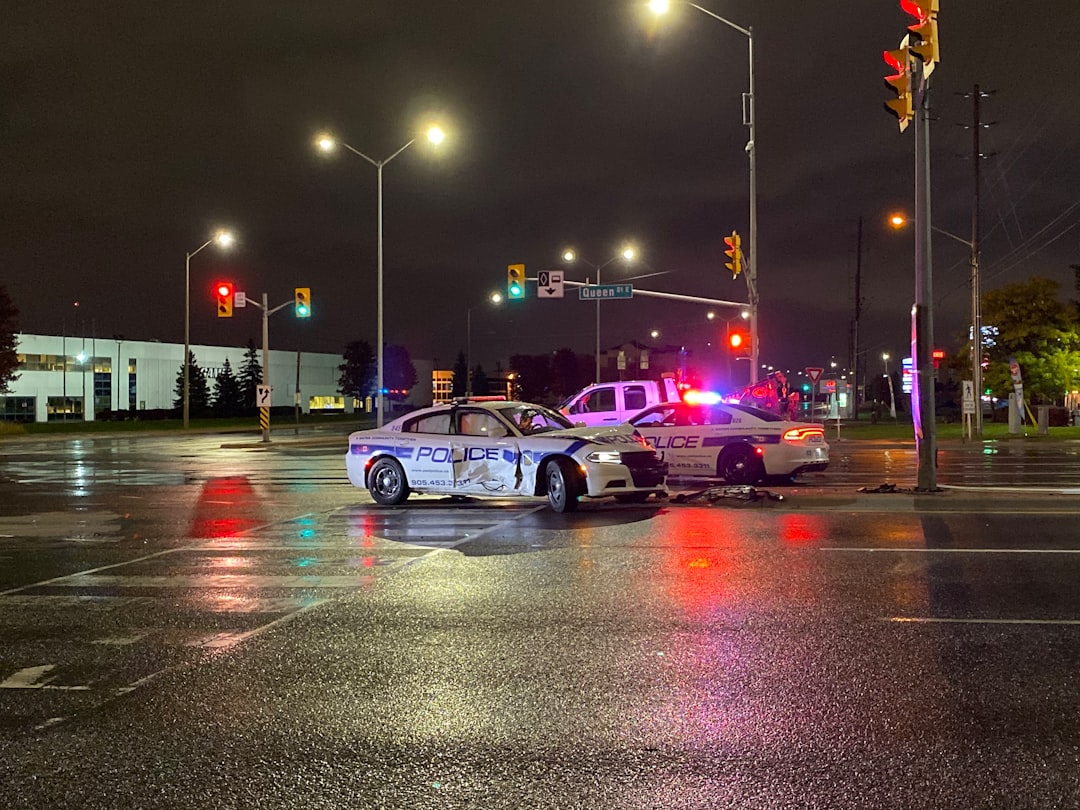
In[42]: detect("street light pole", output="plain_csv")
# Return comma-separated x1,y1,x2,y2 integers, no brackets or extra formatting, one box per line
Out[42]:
562,247,636,382
316,128,444,428
651,1,758,380
184,230,233,429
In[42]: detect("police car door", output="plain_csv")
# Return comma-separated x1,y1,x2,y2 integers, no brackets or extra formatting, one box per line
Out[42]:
450,409,518,495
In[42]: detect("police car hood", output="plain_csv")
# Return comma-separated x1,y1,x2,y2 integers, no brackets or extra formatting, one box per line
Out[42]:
541,424,646,446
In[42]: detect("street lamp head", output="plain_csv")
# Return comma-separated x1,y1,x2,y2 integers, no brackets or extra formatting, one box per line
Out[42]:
561,249,576,263
740,309,750,320
621,245,637,262
213,229,235,249
490,291,503,305
706,311,715,320
888,213,907,229
650,329,660,339
426,125,446,145
648,0,671,14
314,133,337,153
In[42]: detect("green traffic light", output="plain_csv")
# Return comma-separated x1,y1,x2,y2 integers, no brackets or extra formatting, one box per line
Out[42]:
508,283,523,299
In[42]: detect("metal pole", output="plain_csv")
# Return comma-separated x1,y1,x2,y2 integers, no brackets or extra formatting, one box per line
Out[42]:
913,61,937,491
376,163,385,427
853,216,863,420
262,291,270,443
595,264,602,383
183,251,191,428
466,307,472,397
746,26,759,385
971,83,983,437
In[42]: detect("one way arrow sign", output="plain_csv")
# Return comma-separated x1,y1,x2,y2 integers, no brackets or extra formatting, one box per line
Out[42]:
536,270,564,299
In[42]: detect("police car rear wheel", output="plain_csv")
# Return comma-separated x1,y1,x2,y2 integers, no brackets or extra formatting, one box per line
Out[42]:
546,459,581,513
368,457,410,506
718,445,762,485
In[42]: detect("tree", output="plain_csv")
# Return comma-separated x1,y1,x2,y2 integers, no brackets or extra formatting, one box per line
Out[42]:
552,348,587,401
338,340,375,403
471,365,489,396
174,351,211,416
239,338,262,413
383,344,418,403
981,276,1080,404
0,284,19,394
212,358,244,417
451,351,468,397
509,353,556,404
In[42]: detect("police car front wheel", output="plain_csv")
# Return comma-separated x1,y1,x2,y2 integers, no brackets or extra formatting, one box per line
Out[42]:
546,458,581,513
368,457,410,506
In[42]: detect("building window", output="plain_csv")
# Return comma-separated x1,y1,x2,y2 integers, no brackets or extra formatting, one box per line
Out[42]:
0,397,35,422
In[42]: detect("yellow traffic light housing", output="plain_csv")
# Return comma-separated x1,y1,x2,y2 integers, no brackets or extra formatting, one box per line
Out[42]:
723,231,742,277
294,287,311,318
507,263,525,299
215,281,234,318
901,0,939,78
883,43,914,132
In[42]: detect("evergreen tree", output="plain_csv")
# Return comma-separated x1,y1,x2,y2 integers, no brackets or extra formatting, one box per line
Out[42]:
338,340,376,403
471,365,489,396
212,357,244,417
174,351,211,416
239,338,262,413
0,284,20,394
384,344,418,402
452,351,468,397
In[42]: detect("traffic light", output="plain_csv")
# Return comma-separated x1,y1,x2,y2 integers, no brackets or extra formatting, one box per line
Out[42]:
294,287,311,318
723,231,742,277
901,0,940,77
883,42,914,132
507,263,525,299
215,281,234,318
727,327,751,357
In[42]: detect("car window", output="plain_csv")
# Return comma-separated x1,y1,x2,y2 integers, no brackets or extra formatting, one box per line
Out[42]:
497,405,573,434
704,406,734,425
632,405,678,426
623,385,647,412
402,412,451,434
456,410,506,437
591,387,616,412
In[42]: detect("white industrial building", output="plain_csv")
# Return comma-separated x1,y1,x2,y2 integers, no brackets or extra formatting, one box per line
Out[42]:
2,333,434,423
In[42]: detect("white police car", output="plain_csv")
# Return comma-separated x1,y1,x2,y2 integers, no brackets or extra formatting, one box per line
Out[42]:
346,399,668,512
628,398,829,484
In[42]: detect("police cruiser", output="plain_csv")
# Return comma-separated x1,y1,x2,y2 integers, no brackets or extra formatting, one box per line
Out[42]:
345,398,668,512
628,394,829,484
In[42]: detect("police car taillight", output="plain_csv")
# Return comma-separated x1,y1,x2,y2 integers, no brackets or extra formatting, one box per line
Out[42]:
782,426,824,442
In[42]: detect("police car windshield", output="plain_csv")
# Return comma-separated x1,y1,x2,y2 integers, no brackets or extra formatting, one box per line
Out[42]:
498,404,573,435
725,403,787,422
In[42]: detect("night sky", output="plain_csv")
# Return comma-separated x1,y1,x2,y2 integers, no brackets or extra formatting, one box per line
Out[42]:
4,1,1079,387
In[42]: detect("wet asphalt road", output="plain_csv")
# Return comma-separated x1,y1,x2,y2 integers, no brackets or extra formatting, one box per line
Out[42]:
1,432,1080,808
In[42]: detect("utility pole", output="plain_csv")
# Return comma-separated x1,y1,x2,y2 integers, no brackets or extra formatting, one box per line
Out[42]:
852,216,864,420
962,84,992,437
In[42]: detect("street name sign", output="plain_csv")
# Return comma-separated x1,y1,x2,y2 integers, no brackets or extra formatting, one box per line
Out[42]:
579,284,633,300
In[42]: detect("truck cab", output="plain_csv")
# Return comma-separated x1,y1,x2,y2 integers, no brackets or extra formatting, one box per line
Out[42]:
559,377,681,427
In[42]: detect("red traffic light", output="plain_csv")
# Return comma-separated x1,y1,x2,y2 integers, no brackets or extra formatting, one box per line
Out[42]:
729,332,744,349
216,282,233,298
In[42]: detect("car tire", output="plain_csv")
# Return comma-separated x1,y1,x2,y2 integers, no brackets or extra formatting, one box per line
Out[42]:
546,458,581,513
368,457,410,506
717,445,762,485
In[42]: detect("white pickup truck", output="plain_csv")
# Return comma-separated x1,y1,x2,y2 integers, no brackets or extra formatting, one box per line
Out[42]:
558,377,681,427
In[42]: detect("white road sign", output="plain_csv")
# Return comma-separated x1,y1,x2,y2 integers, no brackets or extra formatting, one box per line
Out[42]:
536,270,564,299
256,384,271,407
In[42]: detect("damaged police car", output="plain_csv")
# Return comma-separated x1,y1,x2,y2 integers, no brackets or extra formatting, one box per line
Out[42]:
345,398,668,512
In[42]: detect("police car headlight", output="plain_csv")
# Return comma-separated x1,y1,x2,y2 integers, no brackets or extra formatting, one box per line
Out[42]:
586,450,623,464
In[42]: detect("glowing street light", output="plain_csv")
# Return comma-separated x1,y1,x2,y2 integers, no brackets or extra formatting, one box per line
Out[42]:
184,228,234,429
315,123,447,426
562,244,638,382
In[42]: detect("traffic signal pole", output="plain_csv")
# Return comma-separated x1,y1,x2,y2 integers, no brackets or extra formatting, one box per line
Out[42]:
913,57,938,491
245,292,295,443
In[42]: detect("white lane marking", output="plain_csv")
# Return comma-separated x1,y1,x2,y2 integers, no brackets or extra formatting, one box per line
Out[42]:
823,547,1080,554
0,664,90,691
53,574,389,588
887,617,1080,625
